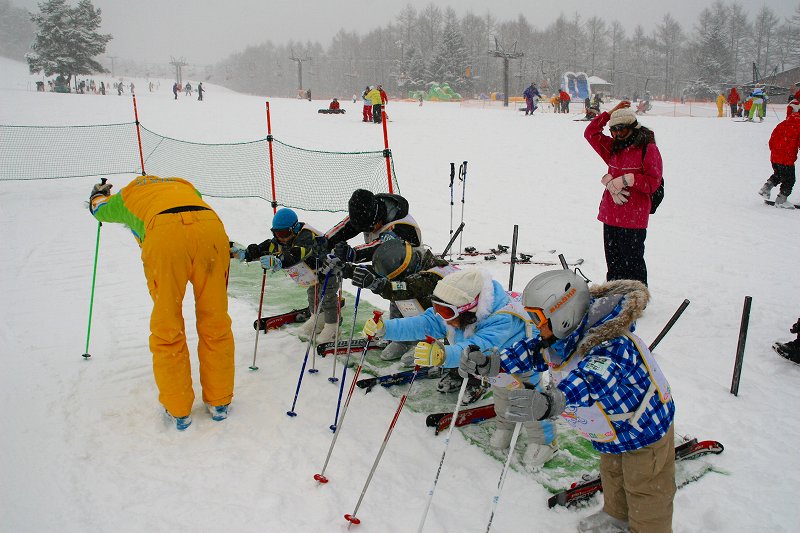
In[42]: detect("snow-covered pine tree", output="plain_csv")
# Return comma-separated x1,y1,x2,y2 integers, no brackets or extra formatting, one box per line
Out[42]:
427,11,471,95
26,0,111,89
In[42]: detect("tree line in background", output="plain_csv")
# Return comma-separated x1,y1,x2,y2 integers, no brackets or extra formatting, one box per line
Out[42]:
211,2,800,101
4,1,800,101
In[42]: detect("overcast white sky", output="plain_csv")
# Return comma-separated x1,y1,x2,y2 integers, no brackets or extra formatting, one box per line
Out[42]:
15,0,799,65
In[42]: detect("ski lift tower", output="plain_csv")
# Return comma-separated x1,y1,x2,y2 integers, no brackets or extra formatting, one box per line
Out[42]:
170,56,187,84
488,38,523,107
290,48,312,93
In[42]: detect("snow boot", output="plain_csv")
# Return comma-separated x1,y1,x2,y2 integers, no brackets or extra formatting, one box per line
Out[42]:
577,510,630,533
774,194,796,209
314,322,339,344
379,341,413,361
489,427,513,450
165,410,192,431
207,403,230,421
400,346,417,367
758,183,773,200
774,339,800,364
522,441,558,469
461,377,490,405
436,368,463,393
298,312,324,337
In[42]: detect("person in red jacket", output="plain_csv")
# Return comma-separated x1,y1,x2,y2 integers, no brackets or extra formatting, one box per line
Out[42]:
727,87,741,117
329,98,340,110
758,108,800,209
559,89,571,113
585,100,663,285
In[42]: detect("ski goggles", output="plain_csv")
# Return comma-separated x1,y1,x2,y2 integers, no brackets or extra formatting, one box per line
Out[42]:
432,296,478,321
271,228,294,240
524,306,549,328
609,124,630,133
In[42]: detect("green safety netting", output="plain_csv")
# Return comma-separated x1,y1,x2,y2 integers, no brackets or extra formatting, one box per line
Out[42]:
0,122,399,212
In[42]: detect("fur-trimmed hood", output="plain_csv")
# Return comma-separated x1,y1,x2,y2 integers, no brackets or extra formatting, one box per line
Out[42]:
571,279,650,357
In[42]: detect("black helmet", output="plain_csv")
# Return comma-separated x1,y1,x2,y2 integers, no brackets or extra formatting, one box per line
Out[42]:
348,189,385,231
372,239,420,280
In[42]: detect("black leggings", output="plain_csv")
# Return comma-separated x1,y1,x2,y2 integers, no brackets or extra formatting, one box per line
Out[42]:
767,163,796,197
603,224,648,286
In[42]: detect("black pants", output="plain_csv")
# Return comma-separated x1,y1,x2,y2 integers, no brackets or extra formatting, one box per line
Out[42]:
767,163,796,197
372,103,382,123
729,103,738,117
603,224,648,286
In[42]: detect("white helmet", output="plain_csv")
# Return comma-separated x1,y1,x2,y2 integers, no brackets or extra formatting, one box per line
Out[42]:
522,270,590,339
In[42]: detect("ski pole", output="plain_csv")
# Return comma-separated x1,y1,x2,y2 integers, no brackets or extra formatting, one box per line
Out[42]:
449,162,455,259
82,177,107,359
309,278,321,374
314,307,383,484
417,374,471,532
457,161,467,255
249,268,267,370
508,224,519,291
328,273,344,383
329,296,372,431
485,422,523,533
344,362,423,526
287,270,332,417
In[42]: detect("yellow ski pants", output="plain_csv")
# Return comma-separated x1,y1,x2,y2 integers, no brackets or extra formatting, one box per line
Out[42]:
141,210,235,417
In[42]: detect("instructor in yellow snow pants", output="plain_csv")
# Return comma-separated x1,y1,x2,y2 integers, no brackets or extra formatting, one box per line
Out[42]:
90,176,234,428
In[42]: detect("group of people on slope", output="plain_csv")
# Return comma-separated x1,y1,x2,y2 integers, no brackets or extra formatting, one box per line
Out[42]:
723,85,767,121
362,84,388,123
86,90,799,532
172,81,204,101
86,96,677,532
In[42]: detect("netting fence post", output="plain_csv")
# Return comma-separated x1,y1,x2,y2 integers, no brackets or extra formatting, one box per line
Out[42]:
266,101,278,214
381,110,393,193
132,96,146,175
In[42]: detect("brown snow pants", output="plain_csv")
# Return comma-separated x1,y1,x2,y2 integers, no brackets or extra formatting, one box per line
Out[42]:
599,424,676,533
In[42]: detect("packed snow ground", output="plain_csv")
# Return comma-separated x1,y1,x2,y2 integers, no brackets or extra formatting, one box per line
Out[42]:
1,58,799,532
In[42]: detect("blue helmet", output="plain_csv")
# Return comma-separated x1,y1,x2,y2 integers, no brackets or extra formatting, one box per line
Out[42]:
271,208,301,234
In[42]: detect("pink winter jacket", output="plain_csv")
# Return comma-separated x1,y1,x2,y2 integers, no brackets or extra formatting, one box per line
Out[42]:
584,112,663,229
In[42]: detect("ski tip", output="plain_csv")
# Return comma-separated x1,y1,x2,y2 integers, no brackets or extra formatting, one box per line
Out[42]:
81,353,91,359
286,411,297,417
248,366,259,371
344,514,361,525
313,473,329,484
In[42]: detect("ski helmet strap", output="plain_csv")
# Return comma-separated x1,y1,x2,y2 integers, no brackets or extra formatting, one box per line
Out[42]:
386,241,413,280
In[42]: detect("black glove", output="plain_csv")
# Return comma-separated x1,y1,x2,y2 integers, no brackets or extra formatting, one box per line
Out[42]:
89,182,112,202
320,253,344,276
333,241,355,262
352,266,387,294
311,236,329,258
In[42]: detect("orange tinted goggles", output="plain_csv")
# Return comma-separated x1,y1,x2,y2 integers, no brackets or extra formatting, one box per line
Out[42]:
432,297,478,321
524,306,548,328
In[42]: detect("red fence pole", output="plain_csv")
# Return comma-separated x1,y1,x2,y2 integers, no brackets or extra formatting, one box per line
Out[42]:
132,95,146,175
381,110,393,193
266,101,278,214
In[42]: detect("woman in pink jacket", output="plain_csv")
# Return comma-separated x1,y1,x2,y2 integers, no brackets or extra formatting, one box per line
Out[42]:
584,100,663,285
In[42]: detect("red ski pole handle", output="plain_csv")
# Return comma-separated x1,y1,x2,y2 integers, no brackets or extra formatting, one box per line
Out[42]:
365,310,384,341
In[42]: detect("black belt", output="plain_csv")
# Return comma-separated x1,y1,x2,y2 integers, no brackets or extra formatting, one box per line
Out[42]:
159,205,210,215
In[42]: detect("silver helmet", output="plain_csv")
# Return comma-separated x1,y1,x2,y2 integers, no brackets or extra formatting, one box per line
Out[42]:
522,270,590,339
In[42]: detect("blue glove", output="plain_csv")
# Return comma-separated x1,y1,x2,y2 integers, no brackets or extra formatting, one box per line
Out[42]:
230,242,247,262
260,254,282,272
